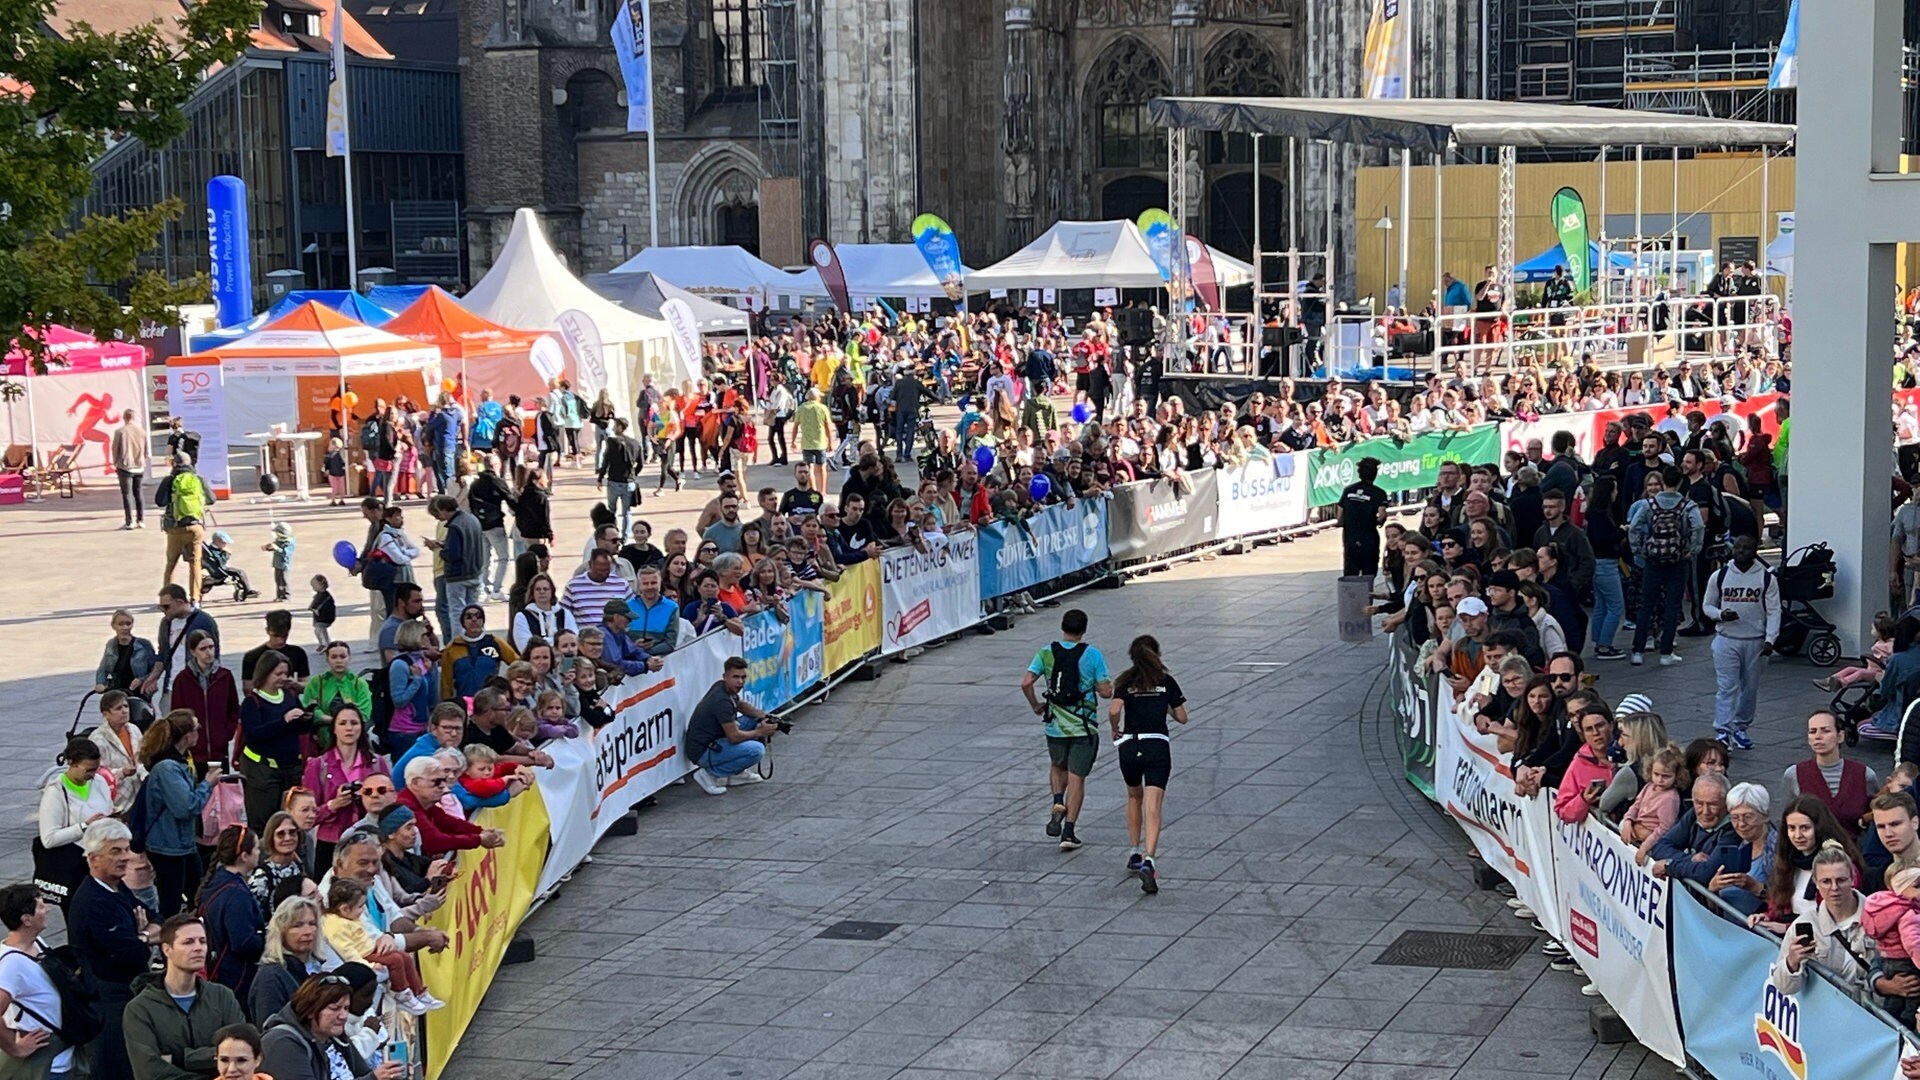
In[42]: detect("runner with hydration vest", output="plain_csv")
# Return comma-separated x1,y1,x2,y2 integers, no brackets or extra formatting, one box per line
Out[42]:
1021,609,1112,852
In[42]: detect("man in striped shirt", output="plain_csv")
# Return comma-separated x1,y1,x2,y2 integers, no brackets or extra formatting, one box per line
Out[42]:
562,549,634,629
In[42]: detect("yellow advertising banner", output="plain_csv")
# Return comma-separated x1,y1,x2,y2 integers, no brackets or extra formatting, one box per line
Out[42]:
822,559,881,673
420,787,551,1078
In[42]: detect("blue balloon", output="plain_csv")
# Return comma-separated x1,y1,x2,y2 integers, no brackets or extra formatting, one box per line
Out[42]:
332,540,359,571
973,445,996,474
1029,474,1052,502
1071,403,1091,424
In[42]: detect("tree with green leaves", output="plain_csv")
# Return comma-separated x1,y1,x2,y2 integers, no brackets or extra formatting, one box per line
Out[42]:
1,0,259,370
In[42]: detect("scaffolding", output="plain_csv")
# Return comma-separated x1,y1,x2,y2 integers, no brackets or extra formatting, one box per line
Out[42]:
757,0,799,177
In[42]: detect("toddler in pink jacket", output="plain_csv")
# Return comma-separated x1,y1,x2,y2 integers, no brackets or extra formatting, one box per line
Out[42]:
1862,867,1920,1023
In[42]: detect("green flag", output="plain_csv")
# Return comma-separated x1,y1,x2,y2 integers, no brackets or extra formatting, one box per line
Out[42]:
1551,186,1590,292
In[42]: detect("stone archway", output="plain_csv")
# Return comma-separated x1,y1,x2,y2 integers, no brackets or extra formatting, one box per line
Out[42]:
674,144,767,250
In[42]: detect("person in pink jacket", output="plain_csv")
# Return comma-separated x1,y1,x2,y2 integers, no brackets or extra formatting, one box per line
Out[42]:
1555,706,1618,824
300,704,390,869
1622,746,1687,849
1862,865,1920,1024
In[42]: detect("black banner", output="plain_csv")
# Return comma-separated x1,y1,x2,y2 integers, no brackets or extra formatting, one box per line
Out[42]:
1106,468,1218,563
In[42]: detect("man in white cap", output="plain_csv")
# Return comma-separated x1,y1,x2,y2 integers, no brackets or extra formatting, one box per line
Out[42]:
1427,596,1492,698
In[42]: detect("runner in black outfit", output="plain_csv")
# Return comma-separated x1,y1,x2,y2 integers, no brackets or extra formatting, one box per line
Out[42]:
1108,635,1189,894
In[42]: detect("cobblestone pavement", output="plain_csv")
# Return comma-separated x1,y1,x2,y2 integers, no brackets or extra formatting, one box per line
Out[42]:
0,457,1854,1080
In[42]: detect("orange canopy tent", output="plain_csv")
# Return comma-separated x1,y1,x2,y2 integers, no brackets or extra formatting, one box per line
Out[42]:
169,302,441,493
380,286,557,403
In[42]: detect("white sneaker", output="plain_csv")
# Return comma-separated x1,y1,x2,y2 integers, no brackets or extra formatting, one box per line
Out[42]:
1659,653,1681,667
396,991,430,1016
1505,897,1526,909
1514,905,1536,920
729,770,767,786
1580,982,1601,997
690,768,727,796
418,992,448,1010
1630,652,1644,666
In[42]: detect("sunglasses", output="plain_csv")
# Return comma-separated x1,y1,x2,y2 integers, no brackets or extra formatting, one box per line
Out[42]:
360,786,392,796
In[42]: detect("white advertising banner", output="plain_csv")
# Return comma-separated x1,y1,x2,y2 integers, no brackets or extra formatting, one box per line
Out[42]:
1215,452,1312,539
554,308,608,397
165,360,232,496
1434,689,1564,941
879,530,982,654
658,298,703,385
1552,814,1686,1064
534,630,735,896
24,368,146,477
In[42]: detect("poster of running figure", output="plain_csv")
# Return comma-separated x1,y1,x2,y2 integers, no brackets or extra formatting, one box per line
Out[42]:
24,370,146,475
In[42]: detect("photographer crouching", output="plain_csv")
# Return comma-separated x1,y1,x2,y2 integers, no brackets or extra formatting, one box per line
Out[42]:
685,657,789,796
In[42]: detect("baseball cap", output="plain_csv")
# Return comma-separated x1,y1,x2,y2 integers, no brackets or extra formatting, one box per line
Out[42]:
1456,597,1489,617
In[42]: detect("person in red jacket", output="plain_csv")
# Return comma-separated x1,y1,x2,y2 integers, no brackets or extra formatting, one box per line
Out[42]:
171,630,241,770
395,756,505,857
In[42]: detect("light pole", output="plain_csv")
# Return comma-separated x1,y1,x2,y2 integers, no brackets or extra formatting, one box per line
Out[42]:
1375,212,1394,312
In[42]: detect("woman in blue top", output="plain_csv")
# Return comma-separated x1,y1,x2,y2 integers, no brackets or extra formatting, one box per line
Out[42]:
239,650,310,831
138,708,223,917
385,622,441,756
195,824,266,998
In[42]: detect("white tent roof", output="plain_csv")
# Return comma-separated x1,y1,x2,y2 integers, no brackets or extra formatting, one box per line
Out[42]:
969,220,1254,292
818,243,979,300
612,245,820,307
465,209,670,346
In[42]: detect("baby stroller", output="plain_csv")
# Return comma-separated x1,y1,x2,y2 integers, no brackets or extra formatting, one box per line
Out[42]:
1773,542,1843,667
200,535,259,603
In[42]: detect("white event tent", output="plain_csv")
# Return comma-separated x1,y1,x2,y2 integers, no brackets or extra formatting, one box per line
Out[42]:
464,208,673,401
611,245,820,310
968,219,1254,293
818,243,979,304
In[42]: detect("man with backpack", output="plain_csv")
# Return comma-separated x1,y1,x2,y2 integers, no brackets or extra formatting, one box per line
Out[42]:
1703,535,1781,750
1680,447,1734,634
1021,609,1113,852
156,454,214,605
1628,466,1705,667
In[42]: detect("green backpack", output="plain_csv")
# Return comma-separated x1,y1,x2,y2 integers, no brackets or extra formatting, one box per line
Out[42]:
169,474,208,523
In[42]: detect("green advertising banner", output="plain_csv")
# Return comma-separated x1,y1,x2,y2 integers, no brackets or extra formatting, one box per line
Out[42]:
1551,186,1590,291
1306,425,1503,506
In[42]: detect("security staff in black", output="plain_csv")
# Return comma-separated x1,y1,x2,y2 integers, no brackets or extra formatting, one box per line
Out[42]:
1336,456,1390,578
1108,634,1189,894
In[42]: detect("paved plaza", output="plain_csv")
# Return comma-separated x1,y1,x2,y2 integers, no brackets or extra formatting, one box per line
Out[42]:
0,466,1851,1080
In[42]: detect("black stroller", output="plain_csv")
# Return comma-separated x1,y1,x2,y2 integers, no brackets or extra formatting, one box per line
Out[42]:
1773,542,1843,667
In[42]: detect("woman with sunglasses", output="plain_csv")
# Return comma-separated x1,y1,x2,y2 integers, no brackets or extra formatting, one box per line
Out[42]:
300,704,387,873
248,811,314,917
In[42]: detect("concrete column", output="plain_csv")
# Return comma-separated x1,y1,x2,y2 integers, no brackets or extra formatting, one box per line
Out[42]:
1793,0,1908,651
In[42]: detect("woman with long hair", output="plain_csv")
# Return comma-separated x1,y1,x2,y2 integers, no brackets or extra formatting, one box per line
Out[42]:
139,708,224,916
509,572,575,653
301,703,386,872
1108,635,1190,896
195,824,266,997
1755,796,1864,930
247,895,336,1025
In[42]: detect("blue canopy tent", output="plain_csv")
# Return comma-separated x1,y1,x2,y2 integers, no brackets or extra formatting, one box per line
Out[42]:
366,284,433,312
188,290,399,351
1513,242,1633,283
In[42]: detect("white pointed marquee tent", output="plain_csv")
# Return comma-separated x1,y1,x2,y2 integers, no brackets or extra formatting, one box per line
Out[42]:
968,219,1255,292
465,208,674,401
612,245,821,310
818,243,980,304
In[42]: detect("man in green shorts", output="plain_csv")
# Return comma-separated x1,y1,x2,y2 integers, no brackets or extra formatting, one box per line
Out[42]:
1021,608,1112,851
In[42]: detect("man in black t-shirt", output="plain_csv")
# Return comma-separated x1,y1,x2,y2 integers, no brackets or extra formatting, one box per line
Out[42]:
1336,457,1390,579
779,463,825,516
240,609,311,687
684,657,783,795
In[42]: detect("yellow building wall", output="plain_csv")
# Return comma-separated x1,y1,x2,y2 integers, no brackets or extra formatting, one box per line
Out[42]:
1353,154,1798,307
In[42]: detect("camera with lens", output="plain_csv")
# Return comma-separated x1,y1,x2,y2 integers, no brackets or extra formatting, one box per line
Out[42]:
774,719,794,734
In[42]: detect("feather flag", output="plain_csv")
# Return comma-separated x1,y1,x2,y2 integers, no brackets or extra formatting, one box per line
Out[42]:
325,1,349,157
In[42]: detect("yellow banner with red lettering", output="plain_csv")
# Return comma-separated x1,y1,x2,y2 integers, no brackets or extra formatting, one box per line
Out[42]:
419,787,551,1078
822,559,881,673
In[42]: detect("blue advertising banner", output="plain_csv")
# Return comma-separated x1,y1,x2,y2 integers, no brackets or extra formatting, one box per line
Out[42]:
206,175,253,328
977,502,1110,599
739,589,824,712
1671,884,1901,1080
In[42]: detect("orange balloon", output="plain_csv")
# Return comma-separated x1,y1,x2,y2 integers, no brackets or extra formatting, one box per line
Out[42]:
441,378,458,393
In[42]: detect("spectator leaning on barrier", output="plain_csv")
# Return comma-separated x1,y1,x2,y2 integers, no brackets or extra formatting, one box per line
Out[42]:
1646,771,1734,878
1771,841,1872,997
